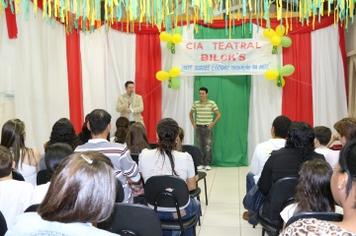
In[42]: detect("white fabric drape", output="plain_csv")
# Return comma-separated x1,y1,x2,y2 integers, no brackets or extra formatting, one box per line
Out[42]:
161,26,194,144
311,25,348,128
247,25,283,163
80,28,136,132
0,9,69,151
348,55,356,117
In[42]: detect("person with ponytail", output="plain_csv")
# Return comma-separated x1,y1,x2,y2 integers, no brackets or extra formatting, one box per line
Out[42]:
138,118,200,236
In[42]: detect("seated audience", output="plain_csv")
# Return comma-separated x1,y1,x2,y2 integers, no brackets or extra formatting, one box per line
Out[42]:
126,122,149,154
138,118,199,236
32,143,73,204
329,117,356,149
280,159,336,223
242,115,291,223
78,114,92,145
176,127,185,151
0,145,34,227
257,122,324,222
6,152,117,236
112,117,130,144
1,119,41,185
281,139,356,235
75,109,141,203
314,126,340,168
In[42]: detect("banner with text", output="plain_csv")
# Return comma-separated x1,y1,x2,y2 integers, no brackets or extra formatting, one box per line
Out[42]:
171,39,278,76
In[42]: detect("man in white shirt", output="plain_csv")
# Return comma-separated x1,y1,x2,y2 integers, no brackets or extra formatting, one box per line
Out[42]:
116,81,144,125
314,126,340,168
0,145,33,227
242,115,291,223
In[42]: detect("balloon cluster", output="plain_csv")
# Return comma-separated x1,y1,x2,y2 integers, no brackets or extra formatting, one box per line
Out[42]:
155,67,181,89
159,32,183,54
263,25,292,54
264,64,295,87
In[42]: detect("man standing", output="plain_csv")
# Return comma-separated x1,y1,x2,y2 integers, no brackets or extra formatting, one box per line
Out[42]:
116,81,144,125
189,87,221,170
75,109,141,203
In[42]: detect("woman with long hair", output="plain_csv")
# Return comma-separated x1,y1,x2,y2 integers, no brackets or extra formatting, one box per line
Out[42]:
6,152,117,236
1,119,41,185
45,118,80,150
112,117,130,144
138,118,199,236
126,122,149,154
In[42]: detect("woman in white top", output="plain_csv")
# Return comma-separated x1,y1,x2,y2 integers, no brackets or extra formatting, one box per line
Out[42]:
281,139,356,235
1,119,41,185
6,151,117,236
139,118,199,236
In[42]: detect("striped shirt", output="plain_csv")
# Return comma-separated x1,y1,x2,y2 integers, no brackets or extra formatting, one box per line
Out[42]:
191,100,219,125
75,139,141,203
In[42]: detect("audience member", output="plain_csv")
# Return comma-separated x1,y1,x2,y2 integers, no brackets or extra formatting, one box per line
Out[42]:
138,118,199,236
257,122,324,223
0,145,33,227
75,109,141,203
45,118,80,151
176,127,185,151
112,117,130,144
1,119,41,185
126,122,149,154
32,143,73,204
242,115,291,223
6,152,117,236
329,117,356,149
78,114,91,145
280,159,335,223
281,139,356,235
314,126,340,168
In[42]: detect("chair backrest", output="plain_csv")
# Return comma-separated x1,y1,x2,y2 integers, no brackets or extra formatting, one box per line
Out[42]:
25,204,40,213
131,153,139,164
182,145,203,174
36,169,52,185
144,175,190,209
116,179,125,203
285,212,343,228
260,177,298,225
12,170,25,181
99,203,162,236
0,211,7,236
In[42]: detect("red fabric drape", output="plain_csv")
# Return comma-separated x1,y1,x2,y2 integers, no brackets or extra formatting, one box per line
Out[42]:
66,30,84,133
338,25,348,100
5,1,18,39
282,32,314,125
135,33,162,143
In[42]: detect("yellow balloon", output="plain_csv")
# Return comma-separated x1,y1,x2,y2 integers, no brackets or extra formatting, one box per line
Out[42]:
263,28,276,39
275,25,286,37
155,70,170,81
271,35,282,46
171,34,182,44
264,69,279,80
281,78,286,87
169,67,181,77
159,32,170,42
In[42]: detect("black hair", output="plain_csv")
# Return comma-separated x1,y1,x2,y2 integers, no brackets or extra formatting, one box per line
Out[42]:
88,109,111,135
47,118,80,150
199,87,208,94
125,81,134,88
45,143,73,173
285,122,315,157
338,139,356,198
314,126,332,146
157,118,179,176
78,114,91,144
272,115,292,138
114,117,130,144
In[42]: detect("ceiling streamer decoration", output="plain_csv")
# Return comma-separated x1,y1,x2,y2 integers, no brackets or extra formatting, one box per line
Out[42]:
0,0,355,31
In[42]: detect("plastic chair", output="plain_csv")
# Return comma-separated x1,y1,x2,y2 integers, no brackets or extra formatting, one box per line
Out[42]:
98,203,162,236
116,179,125,202
144,175,199,235
285,211,343,228
12,170,25,181
0,211,7,236
36,169,52,185
182,145,208,206
258,177,298,236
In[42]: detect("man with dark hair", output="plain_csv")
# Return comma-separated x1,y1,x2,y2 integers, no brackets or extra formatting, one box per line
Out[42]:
116,81,144,125
242,115,291,224
75,109,141,203
314,126,339,168
189,87,221,170
0,145,34,227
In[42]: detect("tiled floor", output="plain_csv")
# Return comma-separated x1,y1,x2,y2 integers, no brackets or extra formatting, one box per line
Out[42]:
196,167,262,236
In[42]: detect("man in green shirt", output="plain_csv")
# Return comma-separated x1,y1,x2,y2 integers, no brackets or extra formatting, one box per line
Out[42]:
189,87,221,170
